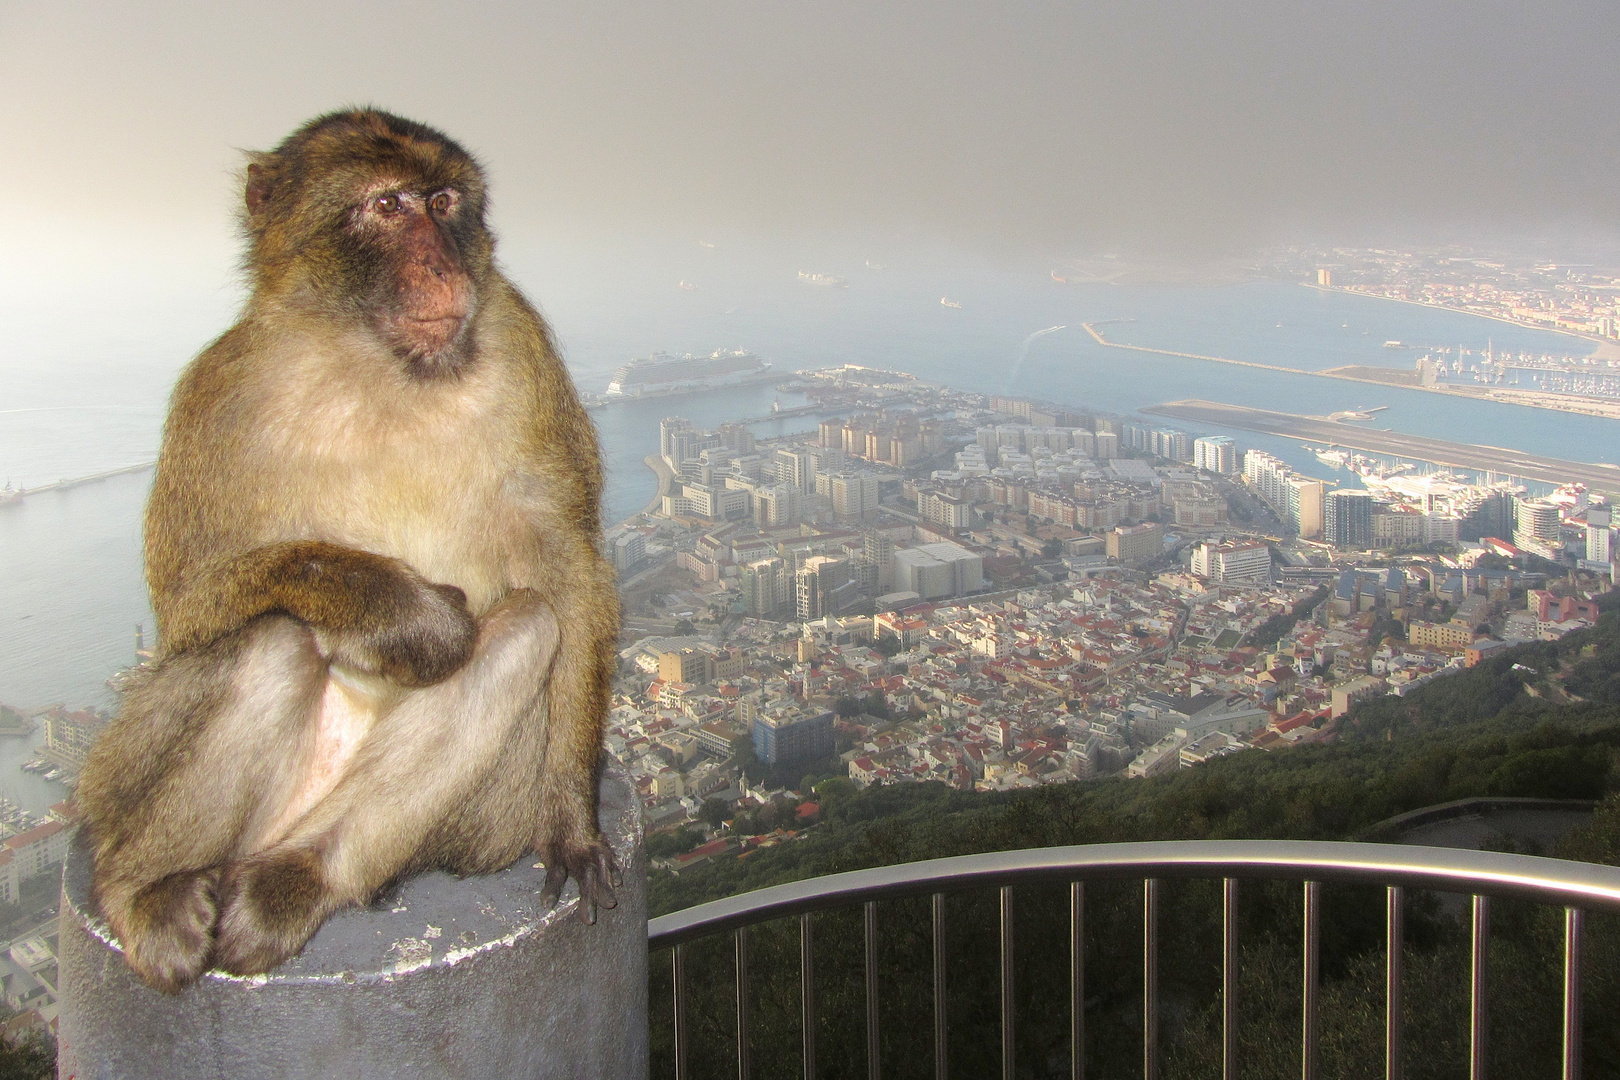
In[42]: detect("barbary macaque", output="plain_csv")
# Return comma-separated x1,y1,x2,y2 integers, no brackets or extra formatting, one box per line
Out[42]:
77,109,621,993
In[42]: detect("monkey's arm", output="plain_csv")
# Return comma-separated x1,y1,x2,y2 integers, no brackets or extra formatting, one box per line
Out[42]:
155,540,476,687
532,528,622,919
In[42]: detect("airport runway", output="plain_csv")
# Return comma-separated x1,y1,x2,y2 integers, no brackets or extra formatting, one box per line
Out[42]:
1142,399,1620,495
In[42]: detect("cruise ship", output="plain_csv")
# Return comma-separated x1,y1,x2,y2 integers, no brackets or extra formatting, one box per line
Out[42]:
604,349,775,399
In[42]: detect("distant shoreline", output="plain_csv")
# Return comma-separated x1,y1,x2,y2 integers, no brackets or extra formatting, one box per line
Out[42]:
1302,283,1620,361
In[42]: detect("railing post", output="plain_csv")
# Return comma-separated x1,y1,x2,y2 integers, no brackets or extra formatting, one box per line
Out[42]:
1471,895,1489,1080
933,892,948,1080
1071,881,1085,1080
801,911,816,1080
1143,878,1159,1080
1563,907,1582,1080
865,901,880,1080
1223,878,1238,1080
1001,885,1015,1080
1303,881,1320,1080
673,944,689,1080
1386,886,1404,1080
736,926,751,1080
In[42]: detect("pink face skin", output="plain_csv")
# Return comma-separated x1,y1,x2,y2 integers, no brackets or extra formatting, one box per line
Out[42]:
358,186,476,373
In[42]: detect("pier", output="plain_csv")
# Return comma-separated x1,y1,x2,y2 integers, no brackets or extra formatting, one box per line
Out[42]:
1142,399,1620,495
1,461,154,504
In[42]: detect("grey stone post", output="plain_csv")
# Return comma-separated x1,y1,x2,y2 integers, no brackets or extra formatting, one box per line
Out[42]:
57,762,646,1079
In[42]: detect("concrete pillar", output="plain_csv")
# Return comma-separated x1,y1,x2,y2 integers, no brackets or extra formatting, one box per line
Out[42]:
58,762,646,1080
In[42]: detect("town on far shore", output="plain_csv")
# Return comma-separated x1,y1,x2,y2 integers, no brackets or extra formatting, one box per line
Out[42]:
603,364,1618,871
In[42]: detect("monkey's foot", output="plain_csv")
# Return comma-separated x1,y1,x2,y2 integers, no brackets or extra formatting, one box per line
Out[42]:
119,868,221,994
538,835,621,924
214,847,333,976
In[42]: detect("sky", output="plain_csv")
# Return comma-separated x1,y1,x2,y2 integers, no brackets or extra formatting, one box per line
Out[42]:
4,0,1619,286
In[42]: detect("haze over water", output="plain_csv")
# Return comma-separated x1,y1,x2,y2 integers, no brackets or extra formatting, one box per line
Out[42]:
1,244,1612,734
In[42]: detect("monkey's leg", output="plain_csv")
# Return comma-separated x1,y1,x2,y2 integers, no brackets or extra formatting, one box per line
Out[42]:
211,591,560,977
532,541,622,922
77,617,327,992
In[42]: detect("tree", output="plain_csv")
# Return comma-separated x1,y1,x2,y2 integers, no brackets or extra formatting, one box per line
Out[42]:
1041,538,1064,559
673,618,695,635
699,797,730,829
0,1032,53,1080
646,827,702,858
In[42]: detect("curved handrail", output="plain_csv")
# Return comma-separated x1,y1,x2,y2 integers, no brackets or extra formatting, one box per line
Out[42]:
649,839,1620,948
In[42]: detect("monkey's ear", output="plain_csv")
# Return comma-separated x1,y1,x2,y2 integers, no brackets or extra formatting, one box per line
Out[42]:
244,153,277,220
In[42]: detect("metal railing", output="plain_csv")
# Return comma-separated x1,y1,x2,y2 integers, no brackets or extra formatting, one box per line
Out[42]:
647,839,1620,1080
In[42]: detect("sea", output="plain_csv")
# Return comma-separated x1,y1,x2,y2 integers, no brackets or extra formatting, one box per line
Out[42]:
1,239,1614,811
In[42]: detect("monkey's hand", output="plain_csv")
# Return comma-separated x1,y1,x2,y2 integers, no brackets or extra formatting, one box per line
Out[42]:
539,829,620,925
278,546,477,687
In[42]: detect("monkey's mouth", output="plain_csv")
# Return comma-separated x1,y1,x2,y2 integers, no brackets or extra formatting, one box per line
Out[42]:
382,313,472,374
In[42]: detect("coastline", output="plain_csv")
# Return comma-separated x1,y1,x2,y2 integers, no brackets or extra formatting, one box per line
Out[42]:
1300,283,1620,362
629,454,676,525
1082,323,1620,422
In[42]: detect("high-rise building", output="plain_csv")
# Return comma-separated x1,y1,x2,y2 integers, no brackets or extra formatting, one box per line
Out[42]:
1460,491,1515,542
1585,506,1613,567
1286,478,1324,540
740,557,791,617
796,556,850,620
863,532,896,593
1324,489,1376,549
1316,268,1333,287
1514,498,1563,555
1192,436,1237,475
828,473,881,521
1243,451,1325,538
751,704,835,765
753,484,801,527
660,416,692,460
1190,540,1270,583
774,447,818,493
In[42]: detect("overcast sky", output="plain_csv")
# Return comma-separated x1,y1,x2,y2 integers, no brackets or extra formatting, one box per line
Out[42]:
4,0,1619,274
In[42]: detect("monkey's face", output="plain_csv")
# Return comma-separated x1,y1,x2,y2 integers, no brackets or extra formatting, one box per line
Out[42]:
242,109,495,380
350,183,479,377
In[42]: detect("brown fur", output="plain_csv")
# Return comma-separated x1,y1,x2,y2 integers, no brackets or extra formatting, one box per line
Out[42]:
76,109,621,992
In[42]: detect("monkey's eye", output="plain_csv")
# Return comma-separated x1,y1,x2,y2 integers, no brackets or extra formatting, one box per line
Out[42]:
374,194,402,214
429,191,454,215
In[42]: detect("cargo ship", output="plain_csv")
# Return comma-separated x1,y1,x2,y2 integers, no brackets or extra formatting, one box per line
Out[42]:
604,349,775,399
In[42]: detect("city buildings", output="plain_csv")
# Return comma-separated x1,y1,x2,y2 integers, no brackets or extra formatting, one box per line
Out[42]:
1324,489,1376,549
892,542,985,599
1192,436,1237,475
1242,451,1324,538
1190,540,1271,583
751,704,835,765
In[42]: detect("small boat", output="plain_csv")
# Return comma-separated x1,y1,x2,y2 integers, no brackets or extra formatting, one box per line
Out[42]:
677,281,697,291
940,297,962,309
